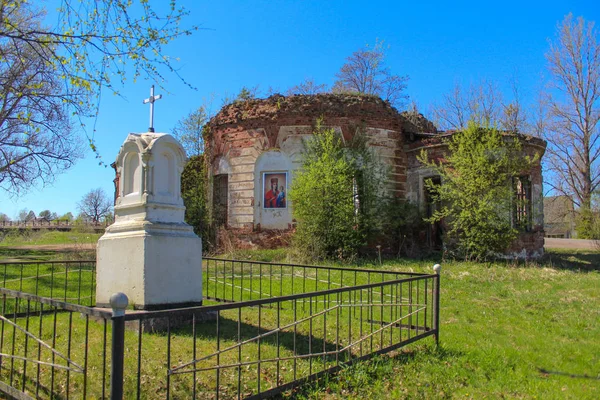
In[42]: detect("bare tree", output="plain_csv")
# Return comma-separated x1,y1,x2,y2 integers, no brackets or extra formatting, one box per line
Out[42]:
431,79,506,131
17,208,29,222
286,78,328,95
501,76,528,133
0,1,196,194
0,3,81,194
545,14,600,210
77,188,113,223
333,40,409,108
172,106,208,157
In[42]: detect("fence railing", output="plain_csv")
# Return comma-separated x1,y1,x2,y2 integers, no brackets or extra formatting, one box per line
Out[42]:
0,220,109,230
0,287,112,399
0,258,440,399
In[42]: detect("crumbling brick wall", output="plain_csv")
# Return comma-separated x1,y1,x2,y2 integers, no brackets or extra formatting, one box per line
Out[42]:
404,133,547,259
207,94,413,229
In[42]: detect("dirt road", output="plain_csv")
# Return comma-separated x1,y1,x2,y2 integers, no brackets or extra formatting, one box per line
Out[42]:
1,243,95,252
544,238,598,250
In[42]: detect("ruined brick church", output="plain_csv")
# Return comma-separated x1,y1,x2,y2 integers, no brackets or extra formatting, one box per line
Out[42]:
206,94,546,258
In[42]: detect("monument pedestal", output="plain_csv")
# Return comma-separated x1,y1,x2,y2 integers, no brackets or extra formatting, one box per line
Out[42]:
96,133,202,310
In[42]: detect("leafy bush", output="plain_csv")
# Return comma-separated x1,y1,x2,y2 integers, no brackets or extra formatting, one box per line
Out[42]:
418,122,535,260
289,120,388,260
379,198,426,257
181,155,212,249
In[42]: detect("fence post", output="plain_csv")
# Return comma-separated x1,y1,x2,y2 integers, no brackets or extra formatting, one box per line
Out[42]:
110,292,128,400
433,264,441,347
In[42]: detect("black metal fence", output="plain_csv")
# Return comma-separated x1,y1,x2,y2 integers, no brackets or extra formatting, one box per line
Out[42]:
0,258,440,399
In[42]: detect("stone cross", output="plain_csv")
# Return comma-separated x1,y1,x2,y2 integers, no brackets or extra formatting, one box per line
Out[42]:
142,85,162,133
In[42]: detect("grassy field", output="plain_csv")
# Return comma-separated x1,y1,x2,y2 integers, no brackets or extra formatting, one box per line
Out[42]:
0,236,598,399
292,253,600,399
0,230,99,262
212,249,600,399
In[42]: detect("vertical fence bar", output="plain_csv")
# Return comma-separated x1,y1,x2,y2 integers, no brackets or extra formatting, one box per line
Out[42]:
137,320,143,400
83,314,90,400
433,264,441,346
166,316,172,400
21,299,31,393
101,319,107,399
91,263,97,307
35,303,43,398
216,310,221,400
66,312,73,399
237,307,242,400
110,293,128,400
190,313,196,400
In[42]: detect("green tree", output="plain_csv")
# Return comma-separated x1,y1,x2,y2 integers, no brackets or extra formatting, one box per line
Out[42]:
25,210,36,222
38,210,56,221
180,155,211,248
289,120,388,260
418,122,534,260
0,1,196,194
60,212,74,222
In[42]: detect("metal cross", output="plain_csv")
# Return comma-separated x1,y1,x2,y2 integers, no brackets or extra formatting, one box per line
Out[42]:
142,85,162,132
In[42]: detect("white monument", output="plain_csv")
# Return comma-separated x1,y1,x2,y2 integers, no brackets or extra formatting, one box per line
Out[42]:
96,129,203,309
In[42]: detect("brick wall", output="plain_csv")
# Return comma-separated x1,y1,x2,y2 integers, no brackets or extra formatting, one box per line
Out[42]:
207,94,412,228
206,94,548,259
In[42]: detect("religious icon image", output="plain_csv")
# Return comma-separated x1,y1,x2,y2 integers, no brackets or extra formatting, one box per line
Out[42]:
263,172,287,209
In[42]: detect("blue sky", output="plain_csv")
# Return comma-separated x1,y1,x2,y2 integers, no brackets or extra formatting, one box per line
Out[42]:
1,0,598,218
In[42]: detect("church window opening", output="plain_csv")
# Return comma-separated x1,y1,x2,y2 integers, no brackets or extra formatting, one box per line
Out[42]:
424,176,443,248
513,175,532,231
213,175,228,227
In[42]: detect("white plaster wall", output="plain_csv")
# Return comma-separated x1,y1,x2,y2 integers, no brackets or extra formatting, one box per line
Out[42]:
254,151,294,229
222,132,268,228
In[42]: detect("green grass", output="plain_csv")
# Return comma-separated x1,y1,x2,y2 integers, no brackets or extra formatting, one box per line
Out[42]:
0,230,100,262
290,254,600,399
0,243,598,399
0,230,101,247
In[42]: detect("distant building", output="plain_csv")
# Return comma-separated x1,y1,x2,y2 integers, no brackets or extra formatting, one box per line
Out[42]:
543,196,576,238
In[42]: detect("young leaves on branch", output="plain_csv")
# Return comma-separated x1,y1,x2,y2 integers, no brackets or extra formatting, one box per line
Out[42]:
0,1,197,194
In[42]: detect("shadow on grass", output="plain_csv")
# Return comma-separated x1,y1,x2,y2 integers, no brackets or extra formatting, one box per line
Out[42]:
171,313,351,366
539,249,600,272
538,367,600,380
285,345,463,399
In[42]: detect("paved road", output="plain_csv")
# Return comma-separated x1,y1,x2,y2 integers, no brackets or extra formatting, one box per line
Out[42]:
544,238,598,250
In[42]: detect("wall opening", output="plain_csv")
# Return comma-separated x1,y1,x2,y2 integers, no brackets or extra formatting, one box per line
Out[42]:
123,152,140,196
213,174,229,227
513,175,532,232
424,176,443,249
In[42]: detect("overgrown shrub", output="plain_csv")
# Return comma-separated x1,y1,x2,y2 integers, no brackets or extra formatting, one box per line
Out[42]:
379,198,426,257
181,155,212,250
418,122,535,261
289,120,388,260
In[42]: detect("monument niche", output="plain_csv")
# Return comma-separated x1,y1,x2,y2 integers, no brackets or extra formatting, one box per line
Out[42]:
96,133,202,310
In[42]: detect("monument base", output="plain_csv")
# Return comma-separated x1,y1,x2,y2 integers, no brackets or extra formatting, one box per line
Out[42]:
96,221,203,310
